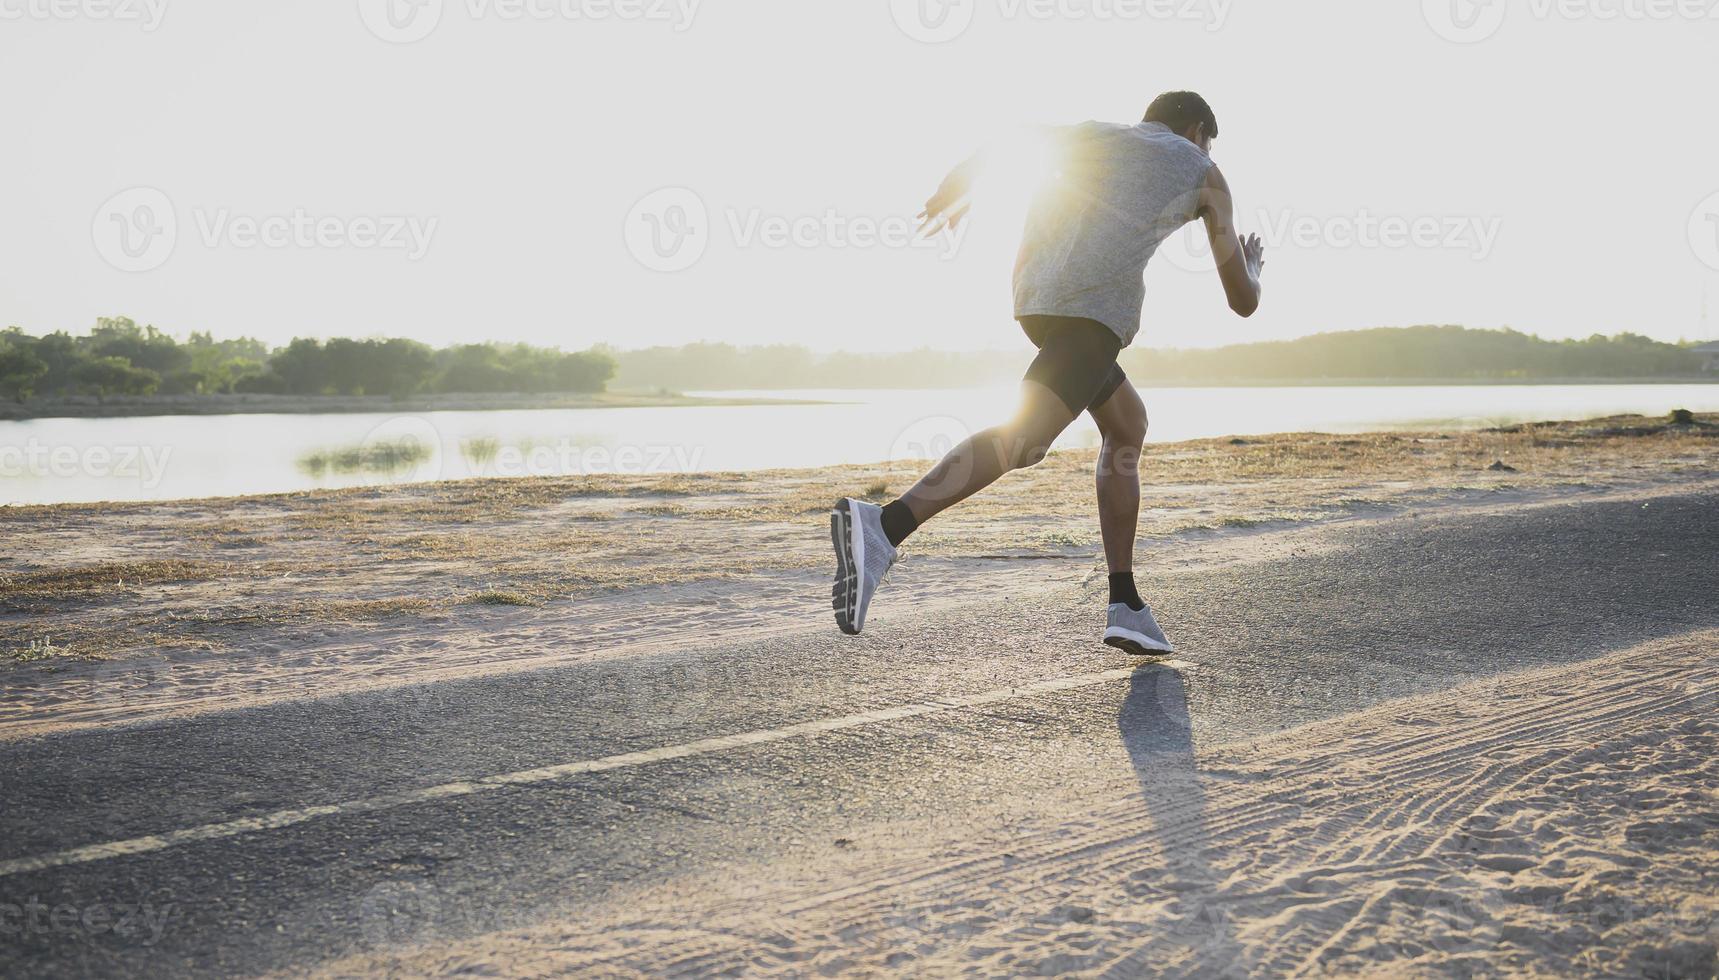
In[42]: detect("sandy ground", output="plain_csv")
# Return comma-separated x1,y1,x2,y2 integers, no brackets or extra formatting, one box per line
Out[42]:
0,449,1713,978
317,631,1718,979
2,412,1716,739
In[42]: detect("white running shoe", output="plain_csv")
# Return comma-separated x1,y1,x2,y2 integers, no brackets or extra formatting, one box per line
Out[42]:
1103,602,1175,656
830,498,899,635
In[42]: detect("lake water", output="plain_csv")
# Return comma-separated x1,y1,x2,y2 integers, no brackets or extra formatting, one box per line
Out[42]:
2,384,1714,507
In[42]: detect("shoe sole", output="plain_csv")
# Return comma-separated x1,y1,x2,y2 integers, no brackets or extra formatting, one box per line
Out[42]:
830,499,860,635
1103,627,1175,657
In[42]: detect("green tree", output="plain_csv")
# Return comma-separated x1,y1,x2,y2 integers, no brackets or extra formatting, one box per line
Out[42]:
0,344,49,403
71,356,160,402
31,332,80,396
185,331,270,393
86,317,190,376
268,338,331,394
435,344,512,393
372,338,435,397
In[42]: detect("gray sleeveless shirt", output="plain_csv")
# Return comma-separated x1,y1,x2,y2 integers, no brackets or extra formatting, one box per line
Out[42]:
1013,120,1215,346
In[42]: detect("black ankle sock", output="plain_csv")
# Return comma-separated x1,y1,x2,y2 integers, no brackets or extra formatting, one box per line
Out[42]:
880,500,919,548
1108,572,1145,611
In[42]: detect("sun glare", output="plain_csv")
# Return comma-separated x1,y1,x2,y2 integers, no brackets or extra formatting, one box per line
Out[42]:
975,127,1064,215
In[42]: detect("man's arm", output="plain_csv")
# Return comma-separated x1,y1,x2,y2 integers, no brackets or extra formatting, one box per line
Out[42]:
917,125,1076,238
1198,164,1264,318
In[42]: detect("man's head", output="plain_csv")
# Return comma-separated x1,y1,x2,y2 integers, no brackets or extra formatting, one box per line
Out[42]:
1144,91,1218,152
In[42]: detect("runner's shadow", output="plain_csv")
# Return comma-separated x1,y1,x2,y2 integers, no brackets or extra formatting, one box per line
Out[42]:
1116,665,1243,976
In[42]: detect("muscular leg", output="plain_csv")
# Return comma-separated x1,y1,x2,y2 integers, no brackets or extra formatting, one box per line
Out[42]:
897,380,1078,527
1088,379,1148,574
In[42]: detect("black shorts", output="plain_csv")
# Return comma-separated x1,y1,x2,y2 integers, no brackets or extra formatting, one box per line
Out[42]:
1020,315,1128,414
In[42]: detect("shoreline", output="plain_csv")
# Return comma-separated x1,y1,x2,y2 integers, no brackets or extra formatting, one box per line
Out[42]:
1,379,1713,422
0,411,1713,515
0,390,826,423
685,376,1719,391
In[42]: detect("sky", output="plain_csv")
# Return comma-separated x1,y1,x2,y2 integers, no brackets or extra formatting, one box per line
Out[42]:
2,0,1717,353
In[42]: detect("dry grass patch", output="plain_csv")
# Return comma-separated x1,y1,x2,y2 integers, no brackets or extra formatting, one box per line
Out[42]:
319,597,439,620
466,590,541,607
0,560,229,608
1,623,219,664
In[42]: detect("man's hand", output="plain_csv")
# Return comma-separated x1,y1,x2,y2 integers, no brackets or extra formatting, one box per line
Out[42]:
1242,231,1266,281
916,160,977,238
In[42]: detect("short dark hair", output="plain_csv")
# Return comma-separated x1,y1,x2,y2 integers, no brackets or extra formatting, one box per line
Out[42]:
1144,91,1218,139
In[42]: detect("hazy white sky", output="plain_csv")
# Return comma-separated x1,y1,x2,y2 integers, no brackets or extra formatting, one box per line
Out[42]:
3,0,1716,352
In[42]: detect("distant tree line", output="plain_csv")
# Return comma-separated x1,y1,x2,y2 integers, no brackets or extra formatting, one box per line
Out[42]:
1121,326,1709,382
1,322,1703,405
0,318,616,403
610,326,1711,390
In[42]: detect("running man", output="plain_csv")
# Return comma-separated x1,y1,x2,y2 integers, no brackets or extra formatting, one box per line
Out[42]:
830,91,1265,654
